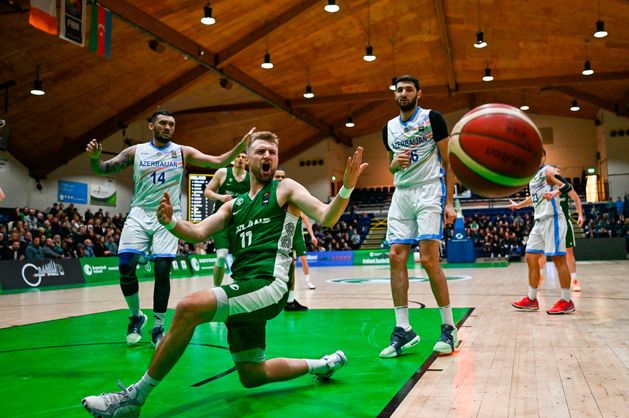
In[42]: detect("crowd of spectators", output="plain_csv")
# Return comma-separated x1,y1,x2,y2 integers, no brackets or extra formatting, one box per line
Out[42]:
0,203,125,261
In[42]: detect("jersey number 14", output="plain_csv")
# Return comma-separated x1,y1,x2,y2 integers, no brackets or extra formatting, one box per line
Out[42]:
151,172,166,184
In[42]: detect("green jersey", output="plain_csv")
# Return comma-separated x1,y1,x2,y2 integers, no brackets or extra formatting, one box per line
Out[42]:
212,168,250,214
229,180,296,283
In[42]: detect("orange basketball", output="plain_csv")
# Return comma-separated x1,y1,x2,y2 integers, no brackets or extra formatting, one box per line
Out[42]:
448,104,544,198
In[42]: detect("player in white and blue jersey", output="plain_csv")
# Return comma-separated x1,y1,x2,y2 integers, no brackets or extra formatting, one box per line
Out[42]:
509,162,576,314
380,75,458,358
86,110,252,347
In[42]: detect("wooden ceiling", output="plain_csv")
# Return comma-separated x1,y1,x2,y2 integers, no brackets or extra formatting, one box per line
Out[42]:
1,0,628,178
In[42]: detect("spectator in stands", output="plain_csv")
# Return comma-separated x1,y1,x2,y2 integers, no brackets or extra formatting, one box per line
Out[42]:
83,239,96,257
93,235,108,257
25,236,45,260
615,197,625,222
2,240,25,260
25,209,38,230
105,235,118,256
43,237,63,258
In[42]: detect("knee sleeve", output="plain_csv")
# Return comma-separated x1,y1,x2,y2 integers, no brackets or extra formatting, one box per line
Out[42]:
215,249,229,268
153,257,172,313
119,252,139,297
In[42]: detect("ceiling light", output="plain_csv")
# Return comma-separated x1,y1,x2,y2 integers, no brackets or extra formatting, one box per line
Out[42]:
389,76,396,91
363,45,376,62
303,84,314,99
324,0,339,13
345,116,355,128
261,52,273,69
570,99,580,112
201,5,215,25
474,31,487,48
30,65,45,96
519,104,530,111
482,67,494,82
593,20,607,38
582,60,593,76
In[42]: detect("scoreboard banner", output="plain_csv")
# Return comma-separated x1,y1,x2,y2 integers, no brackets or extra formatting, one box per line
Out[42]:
188,174,213,223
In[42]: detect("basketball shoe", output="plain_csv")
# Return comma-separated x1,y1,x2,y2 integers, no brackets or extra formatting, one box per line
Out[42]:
305,278,316,290
126,313,147,345
82,381,143,417
546,299,575,315
379,327,420,358
151,326,165,348
284,299,308,311
433,324,460,354
511,296,539,311
313,350,347,381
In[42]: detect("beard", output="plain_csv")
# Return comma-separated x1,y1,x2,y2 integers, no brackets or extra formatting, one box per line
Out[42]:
251,161,275,183
397,95,417,113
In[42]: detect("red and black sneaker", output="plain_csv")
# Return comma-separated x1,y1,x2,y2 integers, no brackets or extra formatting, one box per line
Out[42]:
546,299,575,315
511,296,539,311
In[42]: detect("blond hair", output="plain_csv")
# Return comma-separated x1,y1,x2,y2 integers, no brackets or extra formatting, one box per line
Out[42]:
247,131,279,152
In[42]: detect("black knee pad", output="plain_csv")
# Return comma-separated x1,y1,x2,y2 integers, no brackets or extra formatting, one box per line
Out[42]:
119,252,139,296
153,257,173,313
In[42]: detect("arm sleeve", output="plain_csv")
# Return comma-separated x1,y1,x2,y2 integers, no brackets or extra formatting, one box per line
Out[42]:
382,124,392,152
429,110,449,142
554,174,573,193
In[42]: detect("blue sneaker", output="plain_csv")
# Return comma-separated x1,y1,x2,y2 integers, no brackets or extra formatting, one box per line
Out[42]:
433,324,460,354
379,327,420,358
151,326,165,348
126,313,147,345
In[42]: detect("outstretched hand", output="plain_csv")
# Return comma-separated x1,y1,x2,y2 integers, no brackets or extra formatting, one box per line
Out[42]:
86,139,102,160
157,192,174,225
239,127,256,149
342,147,369,189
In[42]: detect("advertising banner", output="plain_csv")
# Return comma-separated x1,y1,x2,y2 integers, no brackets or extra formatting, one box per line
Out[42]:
296,251,354,267
187,254,217,276
353,249,415,268
0,258,84,290
58,180,88,204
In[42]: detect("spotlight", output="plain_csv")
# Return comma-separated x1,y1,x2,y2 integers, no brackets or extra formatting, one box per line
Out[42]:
201,5,215,25
593,20,607,38
482,67,494,82
582,60,594,76
474,31,487,48
303,84,314,99
261,52,273,69
519,104,530,111
363,45,376,62
30,65,45,96
389,77,396,91
324,0,339,13
345,116,355,128
570,99,580,112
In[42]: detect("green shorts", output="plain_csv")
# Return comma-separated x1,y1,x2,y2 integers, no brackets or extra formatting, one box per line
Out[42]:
212,229,230,250
566,218,575,248
211,277,288,362
294,230,306,257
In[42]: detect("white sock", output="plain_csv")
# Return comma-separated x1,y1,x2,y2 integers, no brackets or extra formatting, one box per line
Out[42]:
394,306,410,331
287,291,295,303
305,358,328,374
304,274,311,282
125,294,141,317
153,312,165,328
561,288,571,302
134,371,160,404
570,272,577,280
528,286,538,301
439,305,454,327
539,268,546,279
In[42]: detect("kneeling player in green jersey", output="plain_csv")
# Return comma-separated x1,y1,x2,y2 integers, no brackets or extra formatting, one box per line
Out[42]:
82,131,368,418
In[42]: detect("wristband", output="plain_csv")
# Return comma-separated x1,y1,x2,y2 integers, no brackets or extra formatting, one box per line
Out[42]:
338,186,354,199
164,215,178,231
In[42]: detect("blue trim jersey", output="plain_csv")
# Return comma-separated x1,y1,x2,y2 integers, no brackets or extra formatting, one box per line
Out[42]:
529,165,561,220
382,107,449,189
131,141,185,212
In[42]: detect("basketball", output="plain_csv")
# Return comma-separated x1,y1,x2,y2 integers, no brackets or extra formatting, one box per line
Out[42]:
448,103,544,198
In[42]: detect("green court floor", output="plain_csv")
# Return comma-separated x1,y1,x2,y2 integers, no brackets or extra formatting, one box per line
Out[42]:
0,308,471,417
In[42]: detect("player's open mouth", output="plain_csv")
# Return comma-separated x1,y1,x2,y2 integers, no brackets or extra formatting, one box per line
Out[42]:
261,162,271,172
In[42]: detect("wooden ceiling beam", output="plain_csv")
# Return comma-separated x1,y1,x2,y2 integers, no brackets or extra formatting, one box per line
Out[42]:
33,65,209,177
552,86,616,113
215,0,320,69
93,0,350,146
457,71,629,94
176,102,274,115
433,0,457,93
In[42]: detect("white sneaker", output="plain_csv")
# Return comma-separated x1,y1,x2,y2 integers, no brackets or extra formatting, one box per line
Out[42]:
305,279,316,290
314,350,347,381
126,313,147,345
572,279,581,292
82,381,143,417
433,324,460,354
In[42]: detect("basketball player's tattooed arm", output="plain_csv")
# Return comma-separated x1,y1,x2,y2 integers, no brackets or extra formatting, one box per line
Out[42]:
86,139,135,175
184,127,255,169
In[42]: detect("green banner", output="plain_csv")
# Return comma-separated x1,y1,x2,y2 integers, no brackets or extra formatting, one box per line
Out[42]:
187,254,217,276
353,249,414,268
80,256,195,284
